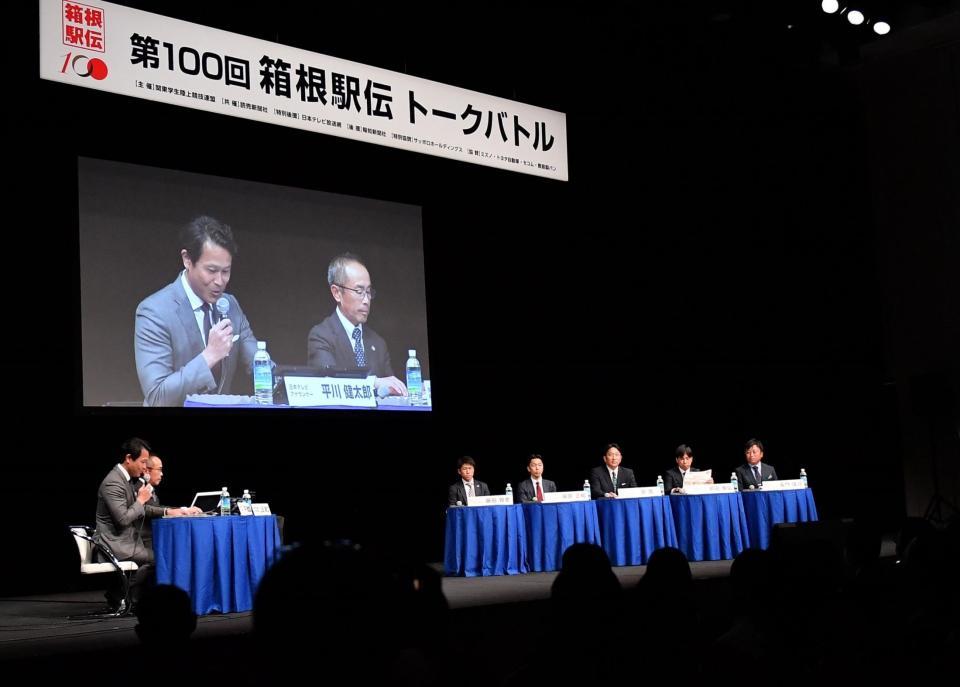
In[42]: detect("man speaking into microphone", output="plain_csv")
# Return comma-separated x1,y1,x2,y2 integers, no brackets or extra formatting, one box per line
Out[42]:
135,215,260,406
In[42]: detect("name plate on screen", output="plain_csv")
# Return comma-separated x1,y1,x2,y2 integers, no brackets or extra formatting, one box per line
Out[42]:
683,483,737,495
284,376,377,407
542,491,591,503
468,495,514,507
251,503,272,515
617,487,664,499
756,479,807,491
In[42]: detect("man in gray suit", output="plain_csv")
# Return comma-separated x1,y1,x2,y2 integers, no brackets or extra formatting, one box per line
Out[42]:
516,454,558,503
94,437,155,611
135,215,259,407
307,252,407,398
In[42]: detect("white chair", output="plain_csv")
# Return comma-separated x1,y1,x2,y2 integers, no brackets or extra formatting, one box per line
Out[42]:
69,525,138,617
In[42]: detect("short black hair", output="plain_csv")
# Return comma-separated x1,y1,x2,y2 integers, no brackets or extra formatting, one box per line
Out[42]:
179,215,238,263
675,444,694,459
745,438,764,453
120,437,151,462
527,454,543,465
457,456,476,469
603,443,622,455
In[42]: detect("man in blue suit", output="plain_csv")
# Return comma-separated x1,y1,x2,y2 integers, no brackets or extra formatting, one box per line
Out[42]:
135,216,259,406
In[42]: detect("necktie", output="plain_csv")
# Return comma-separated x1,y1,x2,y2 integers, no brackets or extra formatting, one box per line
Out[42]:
467,482,474,499
752,465,761,484
680,471,685,485
352,327,367,367
201,302,222,386
611,472,618,494
536,481,543,502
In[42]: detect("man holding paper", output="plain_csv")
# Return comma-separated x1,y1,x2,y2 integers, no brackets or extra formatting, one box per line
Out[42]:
663,444,713,494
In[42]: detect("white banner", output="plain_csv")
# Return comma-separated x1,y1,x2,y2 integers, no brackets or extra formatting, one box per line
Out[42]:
39,0,568,180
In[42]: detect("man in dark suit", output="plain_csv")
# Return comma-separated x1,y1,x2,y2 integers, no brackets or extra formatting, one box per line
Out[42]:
516,454,558,503
135,216,259,406
139,453,202,547
663,444,713,494
94,437,156,611
735,438,779,490
588,443,637,499
307,252,407,398
447,456,490,506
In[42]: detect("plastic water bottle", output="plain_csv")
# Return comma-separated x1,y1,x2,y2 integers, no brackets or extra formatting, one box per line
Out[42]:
406,349,422,405
656,475,664,496
242,489,252,507
800,468,808,488
253,341,273,405
583,480,591,497
505,483,513,501
220,487,231,516
730,472,739,491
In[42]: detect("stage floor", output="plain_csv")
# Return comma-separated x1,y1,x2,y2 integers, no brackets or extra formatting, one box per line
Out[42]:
0,559,735,660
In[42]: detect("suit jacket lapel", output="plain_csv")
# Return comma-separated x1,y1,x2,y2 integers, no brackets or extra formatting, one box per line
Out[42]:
174,280,206,357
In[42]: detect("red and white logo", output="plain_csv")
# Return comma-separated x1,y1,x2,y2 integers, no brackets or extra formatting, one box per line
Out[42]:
62,1,106,53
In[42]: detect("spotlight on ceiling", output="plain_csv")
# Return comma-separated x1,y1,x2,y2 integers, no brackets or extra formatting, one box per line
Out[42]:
873,21,891,35
821,0,840,14
847,10,865,25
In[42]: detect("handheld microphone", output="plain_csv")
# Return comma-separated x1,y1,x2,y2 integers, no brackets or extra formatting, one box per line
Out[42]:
215,296,230,323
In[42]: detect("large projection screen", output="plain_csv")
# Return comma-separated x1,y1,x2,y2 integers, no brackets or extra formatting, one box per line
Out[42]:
78,157,430,410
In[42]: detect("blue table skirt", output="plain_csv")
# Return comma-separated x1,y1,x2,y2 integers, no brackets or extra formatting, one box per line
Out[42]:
740,488,819,549
153,515,282,615
595,497,679,566
444,505,528,577
522,501,602,572
669,493,750,562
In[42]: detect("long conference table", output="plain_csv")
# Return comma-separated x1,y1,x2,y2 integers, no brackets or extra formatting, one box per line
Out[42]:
444,489,817,576
153,514,282,615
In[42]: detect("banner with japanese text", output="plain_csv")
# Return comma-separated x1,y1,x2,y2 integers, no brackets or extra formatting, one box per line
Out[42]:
39,0,568,180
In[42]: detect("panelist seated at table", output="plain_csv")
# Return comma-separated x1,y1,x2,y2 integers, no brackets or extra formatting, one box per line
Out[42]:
447,456,491,506
663,444,714,494
140,453,203,547
588,443,637,499
515,454,558,503
735,438,779,490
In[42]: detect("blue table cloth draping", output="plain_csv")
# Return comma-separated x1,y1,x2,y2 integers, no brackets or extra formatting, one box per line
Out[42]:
669,493,750,561
740,488,819,550
594,496,679,566
521,501,602,572
444,505,528,577
153,515,282,615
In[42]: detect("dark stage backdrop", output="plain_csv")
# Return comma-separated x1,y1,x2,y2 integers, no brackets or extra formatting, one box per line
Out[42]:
7,3,957,593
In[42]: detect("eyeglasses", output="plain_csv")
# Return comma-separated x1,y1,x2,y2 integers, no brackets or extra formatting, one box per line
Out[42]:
335,284,376,300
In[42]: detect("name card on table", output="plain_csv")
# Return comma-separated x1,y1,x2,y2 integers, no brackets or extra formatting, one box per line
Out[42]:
542,490,591,503
756,479,807,491
251,503,272,515
617,486,665,499
468,495,514,507
284,376,377,407
683,483,737,495
237,502,253,516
